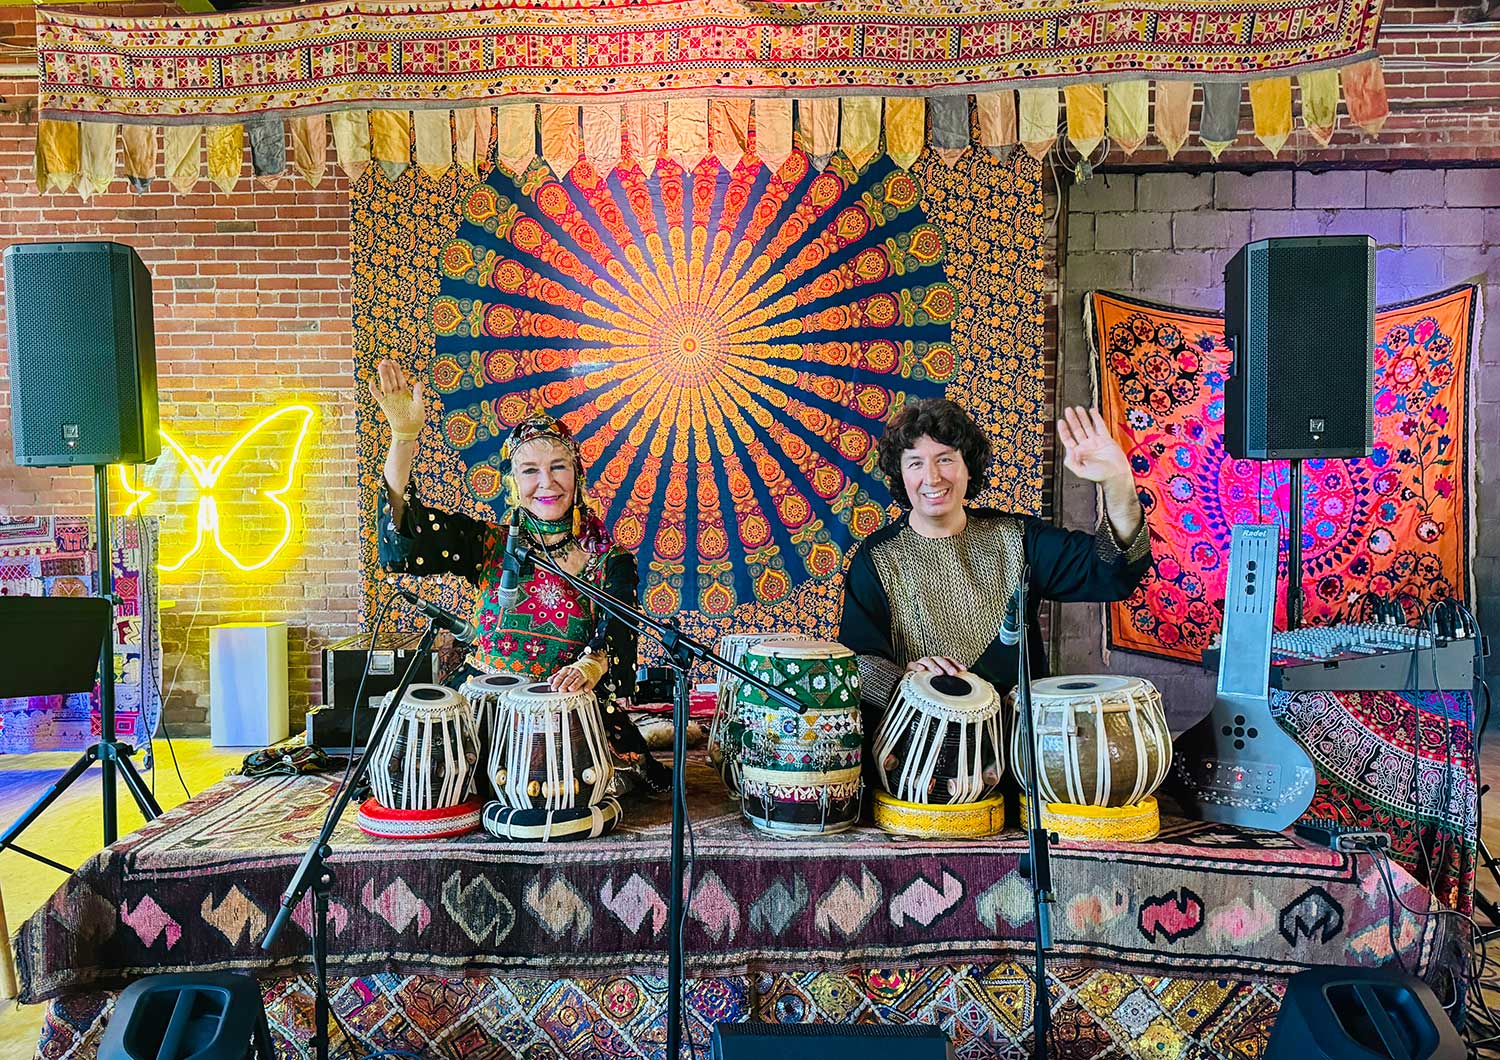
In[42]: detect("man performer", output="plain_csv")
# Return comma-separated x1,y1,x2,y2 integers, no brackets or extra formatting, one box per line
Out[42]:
839,399,1152,715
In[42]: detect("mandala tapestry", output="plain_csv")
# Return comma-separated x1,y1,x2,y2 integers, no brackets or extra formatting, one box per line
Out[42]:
356,149,1048,640
0,516,162,755
1089,286,1477,663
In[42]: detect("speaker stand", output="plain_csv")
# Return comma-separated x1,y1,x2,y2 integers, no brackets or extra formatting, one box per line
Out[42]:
1286,457,1304,630
0,465,162,874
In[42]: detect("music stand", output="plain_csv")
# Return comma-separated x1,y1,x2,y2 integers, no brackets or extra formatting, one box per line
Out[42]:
0,481,163,873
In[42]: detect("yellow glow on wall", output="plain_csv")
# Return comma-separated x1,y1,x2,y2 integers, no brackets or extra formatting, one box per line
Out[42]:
117,404,316,573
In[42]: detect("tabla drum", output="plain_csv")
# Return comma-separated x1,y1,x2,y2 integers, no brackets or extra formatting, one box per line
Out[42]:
460,672,527,798
460,672,527,744
488,682,614,814
736,638,863,837
708,631,795,798
872,669,1005,806
1009,675,1172,841
363,684,481,837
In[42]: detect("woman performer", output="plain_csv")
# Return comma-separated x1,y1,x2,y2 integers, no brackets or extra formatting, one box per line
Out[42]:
369,357,669,795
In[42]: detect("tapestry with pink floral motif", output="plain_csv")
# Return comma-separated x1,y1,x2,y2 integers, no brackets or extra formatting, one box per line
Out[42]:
1089,286,1476,662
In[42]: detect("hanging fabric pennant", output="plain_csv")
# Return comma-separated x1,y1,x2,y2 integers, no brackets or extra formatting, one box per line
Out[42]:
37,119,80,193
929,95,969,166
414,110,453,179
1249,76,1292,155
798,98,838,170
666,99,708,170
1199,80,1242,158
331,111,371,183
622,100,664,175
495,103,536,176
1342,58,1389,134
121,124,154,191
452,108,477,175
840,97,881,169
371,110,410,179
1063,84,1105,158
1018,88,1058,161
756,99,794,172
473,107,493,169
1155,80,1194,158
976,90,1017,158
1299,68,1339,146
207,123,244,192
1107,80,1149,155
247,116,285,188
708,99,750,171
78,121,116,199
582,104,621,172
164,125,201,193
540,105,581,178
291,114,327,186
885,97,925,170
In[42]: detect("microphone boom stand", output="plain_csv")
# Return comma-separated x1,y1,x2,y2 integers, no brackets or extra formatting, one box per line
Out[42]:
516,542,805,1060
261,616,442,1060
1013,566,1055,1060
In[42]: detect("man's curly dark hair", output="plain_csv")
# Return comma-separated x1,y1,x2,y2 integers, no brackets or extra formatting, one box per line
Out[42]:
876,398,992,509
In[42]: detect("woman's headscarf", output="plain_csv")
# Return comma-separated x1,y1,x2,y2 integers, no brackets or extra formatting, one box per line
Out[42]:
500,412,617,556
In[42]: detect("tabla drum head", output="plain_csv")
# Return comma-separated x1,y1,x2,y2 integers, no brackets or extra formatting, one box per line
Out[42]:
904,669,999,719
1029,675,1143,700
744,637,855,661
472,674,525,693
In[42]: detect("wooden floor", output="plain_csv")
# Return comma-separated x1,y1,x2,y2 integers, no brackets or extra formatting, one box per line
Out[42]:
0,740,246,1057
3,732,1500,1057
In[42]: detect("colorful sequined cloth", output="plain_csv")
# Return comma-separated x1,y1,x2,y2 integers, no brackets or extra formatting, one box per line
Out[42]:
36,962,1292,1060
1278,688,1478,916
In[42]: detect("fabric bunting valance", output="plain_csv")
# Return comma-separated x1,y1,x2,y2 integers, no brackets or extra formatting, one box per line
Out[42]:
35,71,1390,196
37,0,1384,118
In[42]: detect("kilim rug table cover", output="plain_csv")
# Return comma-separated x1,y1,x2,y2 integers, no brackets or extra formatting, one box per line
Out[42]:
17,764,1457,1058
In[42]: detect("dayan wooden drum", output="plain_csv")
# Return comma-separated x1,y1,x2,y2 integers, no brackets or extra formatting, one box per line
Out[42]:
707,631,794,798
870,669,1006,838
459,672,526,798
735,638,863,838
873,670,1005,805
361,684,482,838
487,682,614,814
1009,675,1172,842
460,672,527,748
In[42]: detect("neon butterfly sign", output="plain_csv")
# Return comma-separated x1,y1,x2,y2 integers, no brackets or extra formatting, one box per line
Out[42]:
116,405,316,573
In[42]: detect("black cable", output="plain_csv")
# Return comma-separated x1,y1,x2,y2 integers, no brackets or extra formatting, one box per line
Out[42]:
321,592,399,835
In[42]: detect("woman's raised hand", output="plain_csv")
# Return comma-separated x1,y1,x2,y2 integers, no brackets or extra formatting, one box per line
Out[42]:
370,358,426,442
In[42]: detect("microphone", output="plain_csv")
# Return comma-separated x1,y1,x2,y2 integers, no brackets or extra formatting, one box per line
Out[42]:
392,585,476,643
496,510,524,609
998,585,1022,646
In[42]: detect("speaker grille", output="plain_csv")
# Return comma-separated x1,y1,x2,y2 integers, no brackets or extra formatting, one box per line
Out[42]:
4,242,158,467
1223,236,1374,460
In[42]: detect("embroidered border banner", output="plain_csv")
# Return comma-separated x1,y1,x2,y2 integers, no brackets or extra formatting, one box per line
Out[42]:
36,0,1382,122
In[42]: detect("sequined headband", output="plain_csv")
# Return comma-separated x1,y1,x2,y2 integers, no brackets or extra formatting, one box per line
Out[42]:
500,413,578,466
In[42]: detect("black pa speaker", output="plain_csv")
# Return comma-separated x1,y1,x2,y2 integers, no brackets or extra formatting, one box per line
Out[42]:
712,1022,953,1060
1224,236,1374,460
4,241,159,467
1265,967,1463,1060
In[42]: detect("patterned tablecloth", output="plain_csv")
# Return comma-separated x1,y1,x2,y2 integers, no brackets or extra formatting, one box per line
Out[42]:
16,760,1455,1008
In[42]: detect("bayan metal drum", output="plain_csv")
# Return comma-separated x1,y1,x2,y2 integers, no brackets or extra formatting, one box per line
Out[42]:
736,638,863,837
708,631,795,797
488,682,614,814
1010,675,1172,841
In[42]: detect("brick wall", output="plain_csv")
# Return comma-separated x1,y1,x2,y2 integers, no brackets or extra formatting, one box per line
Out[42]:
0,139,358,738
1056,169,1499,730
